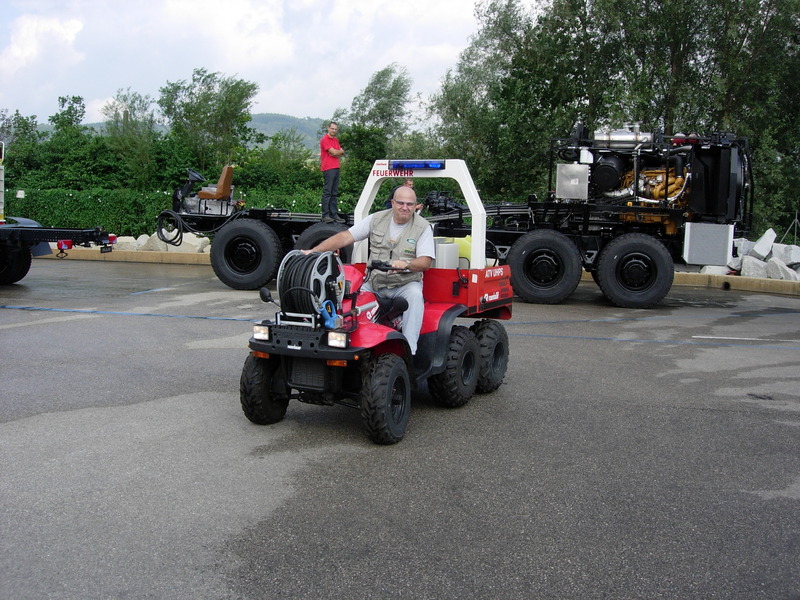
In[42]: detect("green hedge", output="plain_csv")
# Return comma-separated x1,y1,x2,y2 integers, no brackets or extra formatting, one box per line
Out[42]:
4,175,461,237
6,189,170,237
241,186,357,214
4,186,345,237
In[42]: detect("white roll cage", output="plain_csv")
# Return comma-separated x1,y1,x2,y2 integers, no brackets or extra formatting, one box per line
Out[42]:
352,159,487,269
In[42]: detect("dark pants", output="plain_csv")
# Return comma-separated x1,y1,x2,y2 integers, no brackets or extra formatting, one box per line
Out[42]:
322,169,340,218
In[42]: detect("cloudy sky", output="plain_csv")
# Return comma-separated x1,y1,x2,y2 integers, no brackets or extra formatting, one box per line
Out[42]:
0,0,498,125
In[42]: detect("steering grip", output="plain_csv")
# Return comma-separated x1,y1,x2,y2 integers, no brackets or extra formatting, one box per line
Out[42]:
370,260,408,271
370,260,391,270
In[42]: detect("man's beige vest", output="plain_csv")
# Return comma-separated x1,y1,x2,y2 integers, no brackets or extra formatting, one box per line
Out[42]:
367,210,430,290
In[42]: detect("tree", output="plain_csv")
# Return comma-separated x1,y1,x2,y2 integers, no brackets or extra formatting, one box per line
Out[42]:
388,130,444,160
235,128,315,195
430,0,799,232
102,88,160,191
699,0,800,235
269,128,312,164
158,68,260,171
337,124,388,198
0,110,45,190
48,95,86,132
33,96,121,189
0,109,41,147
430,0,539,198
347,63,413,137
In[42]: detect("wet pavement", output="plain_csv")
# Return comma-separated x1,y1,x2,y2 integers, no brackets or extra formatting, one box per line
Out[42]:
1,259,799,599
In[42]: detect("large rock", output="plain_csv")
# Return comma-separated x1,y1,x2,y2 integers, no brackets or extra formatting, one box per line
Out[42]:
740,255,768,279
766,257,799,281
700,265,731,276
113,236,140,251
169,232,210,253
733,238,756,257
139,232,169,252
749,228,776,260
771,243,800,267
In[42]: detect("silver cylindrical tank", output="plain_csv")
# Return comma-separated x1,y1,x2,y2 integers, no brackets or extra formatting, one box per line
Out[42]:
593,125,654,149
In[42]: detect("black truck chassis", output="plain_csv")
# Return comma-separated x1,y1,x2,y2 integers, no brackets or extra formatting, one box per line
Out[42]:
0,223,114,285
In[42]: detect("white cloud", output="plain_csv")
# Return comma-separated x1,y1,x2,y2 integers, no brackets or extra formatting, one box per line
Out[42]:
85,96,114,124
162,0,296,68
0,0,485,124
0,14,84,77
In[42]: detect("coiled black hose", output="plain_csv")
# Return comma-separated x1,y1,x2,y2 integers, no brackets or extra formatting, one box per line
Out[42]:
278,252,321,314
156,210,246,247
277,251,344,315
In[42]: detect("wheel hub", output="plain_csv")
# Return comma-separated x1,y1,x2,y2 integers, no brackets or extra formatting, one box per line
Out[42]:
390,380,409,421
618,254,653,290
228,239,259,273
528,251,561,286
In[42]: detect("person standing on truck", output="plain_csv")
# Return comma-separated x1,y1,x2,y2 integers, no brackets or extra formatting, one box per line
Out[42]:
320,121,345,224
303,185,435,355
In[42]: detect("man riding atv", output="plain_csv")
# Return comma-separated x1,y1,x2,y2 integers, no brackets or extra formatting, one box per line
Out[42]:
241,159,513,444
302,185,434,355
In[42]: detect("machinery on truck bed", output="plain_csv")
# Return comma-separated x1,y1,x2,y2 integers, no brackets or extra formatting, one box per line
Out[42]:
429,123,754,308
162,122,753,309
241,159,512,444
0,142,116,285
158,166,350,291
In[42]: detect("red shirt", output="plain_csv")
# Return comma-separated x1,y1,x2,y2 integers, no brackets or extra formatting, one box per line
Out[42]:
320,134,341,171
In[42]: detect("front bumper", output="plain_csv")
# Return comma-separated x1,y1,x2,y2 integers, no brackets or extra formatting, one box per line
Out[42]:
248,323,367,361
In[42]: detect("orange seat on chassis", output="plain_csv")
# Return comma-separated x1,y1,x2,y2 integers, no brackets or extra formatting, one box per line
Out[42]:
197,165,233,200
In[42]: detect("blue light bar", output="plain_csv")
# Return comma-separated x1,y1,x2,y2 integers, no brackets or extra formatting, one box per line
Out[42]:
389,160,446,170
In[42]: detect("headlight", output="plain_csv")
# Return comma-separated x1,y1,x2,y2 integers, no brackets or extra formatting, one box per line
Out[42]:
327,331,348,348
253,324,271,341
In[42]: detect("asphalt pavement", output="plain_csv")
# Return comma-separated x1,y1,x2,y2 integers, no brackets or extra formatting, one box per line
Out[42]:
1,259,799,599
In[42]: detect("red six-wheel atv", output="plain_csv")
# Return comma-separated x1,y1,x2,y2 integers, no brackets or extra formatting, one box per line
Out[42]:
240,160,513,444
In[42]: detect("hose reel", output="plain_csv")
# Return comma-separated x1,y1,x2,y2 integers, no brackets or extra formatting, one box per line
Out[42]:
277,250,345,315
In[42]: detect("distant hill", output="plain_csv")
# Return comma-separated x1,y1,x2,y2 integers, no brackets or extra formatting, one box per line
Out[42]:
80,112,325,150
249,113,326,150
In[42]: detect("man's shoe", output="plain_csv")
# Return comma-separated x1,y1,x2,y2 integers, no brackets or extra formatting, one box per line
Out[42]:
321,216,334,223
333,216,346,224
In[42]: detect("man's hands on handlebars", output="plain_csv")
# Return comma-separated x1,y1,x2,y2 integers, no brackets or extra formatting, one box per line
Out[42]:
371,260,411,272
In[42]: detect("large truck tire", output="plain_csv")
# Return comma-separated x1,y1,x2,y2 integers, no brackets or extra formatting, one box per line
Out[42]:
595,233,674,308
211,219,283,290
294,222,353,263
470,319,509,393
0,246,33,285
240,354,290,424
506,230,582,304
360,353,411,444
429,326,480,408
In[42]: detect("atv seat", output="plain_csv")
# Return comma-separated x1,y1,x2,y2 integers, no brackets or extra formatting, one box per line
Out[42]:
198,165,233,200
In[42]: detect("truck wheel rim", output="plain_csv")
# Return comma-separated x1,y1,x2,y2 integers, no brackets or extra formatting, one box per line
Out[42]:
617,252,655,290
526,249,563,287
226,237,260,274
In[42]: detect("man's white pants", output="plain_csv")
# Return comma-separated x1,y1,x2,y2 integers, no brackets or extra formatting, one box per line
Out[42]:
361,280,424,355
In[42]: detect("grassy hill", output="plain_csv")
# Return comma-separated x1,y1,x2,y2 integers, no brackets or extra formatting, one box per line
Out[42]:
81,112,325,151
249,113,325,150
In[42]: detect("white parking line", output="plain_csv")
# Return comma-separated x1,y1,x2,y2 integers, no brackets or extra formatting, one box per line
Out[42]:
692,335,800,343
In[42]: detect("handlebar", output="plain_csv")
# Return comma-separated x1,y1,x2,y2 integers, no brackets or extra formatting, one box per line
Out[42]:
370,260,409,272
